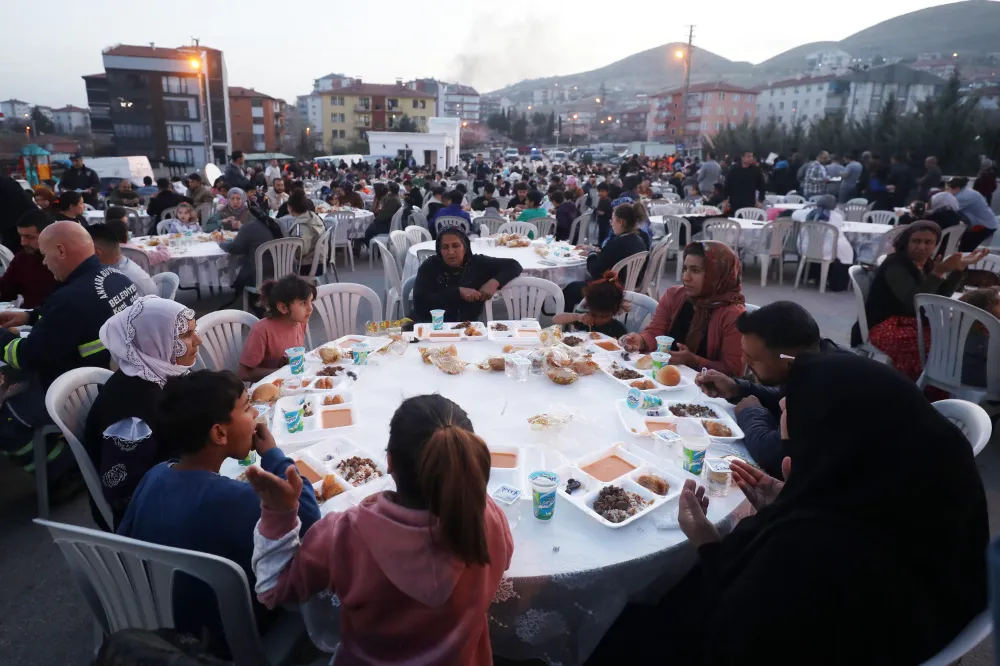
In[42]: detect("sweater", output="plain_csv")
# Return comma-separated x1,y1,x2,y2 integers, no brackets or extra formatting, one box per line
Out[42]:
0,249,58,308
220,218,281,285
724,164,767,211
586,232,647,282
412,253,522,323
865,253,963,330
118,449,320,657
253,493,513,666
638,285,745,376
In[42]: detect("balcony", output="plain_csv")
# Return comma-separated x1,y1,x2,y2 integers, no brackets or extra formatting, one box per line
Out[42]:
354,104,371,113
354,118,371,128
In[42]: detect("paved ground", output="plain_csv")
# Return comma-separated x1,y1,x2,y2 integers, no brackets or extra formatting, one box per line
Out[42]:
1,258,996,665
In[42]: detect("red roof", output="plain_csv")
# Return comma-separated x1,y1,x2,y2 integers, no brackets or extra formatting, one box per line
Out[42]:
759,74,837,90
229,86,278,100
103,44,194,60
652,81,759,98
328,82,436,99
52,105,88,113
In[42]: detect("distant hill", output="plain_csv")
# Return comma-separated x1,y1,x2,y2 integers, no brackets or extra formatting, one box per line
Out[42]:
488,1,1000,98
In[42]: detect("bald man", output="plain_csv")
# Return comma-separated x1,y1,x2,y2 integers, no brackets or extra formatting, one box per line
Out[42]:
0,221,138,500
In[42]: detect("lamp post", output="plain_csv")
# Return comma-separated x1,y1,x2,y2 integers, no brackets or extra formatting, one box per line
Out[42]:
190,57,211,166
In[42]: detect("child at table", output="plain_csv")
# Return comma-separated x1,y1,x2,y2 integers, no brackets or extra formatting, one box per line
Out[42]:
238,275,315,382
246,394,513,666
553,270,629,339
167,202,201,234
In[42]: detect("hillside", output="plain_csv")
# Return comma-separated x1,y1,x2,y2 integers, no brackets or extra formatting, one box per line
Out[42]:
488,0,1000,97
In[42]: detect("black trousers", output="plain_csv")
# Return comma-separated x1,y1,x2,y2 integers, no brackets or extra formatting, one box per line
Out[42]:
959,228,995,253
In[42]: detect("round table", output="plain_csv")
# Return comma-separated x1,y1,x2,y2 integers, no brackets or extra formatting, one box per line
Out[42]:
402,240,589,286
237,340,750,664
130,234,232,289
320,207,374,240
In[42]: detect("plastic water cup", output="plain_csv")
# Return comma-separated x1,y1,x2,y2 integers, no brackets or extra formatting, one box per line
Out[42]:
655,335,674,353
286,347,306,375
430,309,445,330
529,471,559,521
681,433,711,475
650,352,670,371
706,458,732,497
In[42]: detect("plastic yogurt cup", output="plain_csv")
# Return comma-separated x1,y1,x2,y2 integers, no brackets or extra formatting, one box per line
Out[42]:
650,352,670,371
529,471,559,521
285,347,306,375
430,309,445,330
655,335,674,353
627,387,663,410
351,343,370,366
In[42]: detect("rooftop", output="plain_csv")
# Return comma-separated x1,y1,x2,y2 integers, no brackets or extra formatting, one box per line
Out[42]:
759,74,838,90
102,44,216,61
52,105,88,113
229,86,278,100
82,73,107,80
1,99,29,104
841,63,946,85
322,82,436,99
450,84,480,96
652,81,759,98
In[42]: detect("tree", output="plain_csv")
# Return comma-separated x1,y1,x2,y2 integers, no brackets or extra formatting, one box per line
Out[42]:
531,111,547,127
30,107,55,134
487,112,509,134
511,116,529,142
392,115,420,132
546,112,556,142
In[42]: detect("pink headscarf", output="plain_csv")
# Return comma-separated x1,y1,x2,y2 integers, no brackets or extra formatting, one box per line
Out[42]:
566,175,578,188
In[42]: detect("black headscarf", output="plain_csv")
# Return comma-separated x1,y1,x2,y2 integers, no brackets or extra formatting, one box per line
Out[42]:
432,227,473,288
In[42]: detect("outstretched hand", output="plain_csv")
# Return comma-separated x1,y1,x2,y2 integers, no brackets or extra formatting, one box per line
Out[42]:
246,465,302,512
731,457,789,510
677,479,720,547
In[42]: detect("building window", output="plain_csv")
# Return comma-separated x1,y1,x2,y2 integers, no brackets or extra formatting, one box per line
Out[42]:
420,100,427,109
806,85,811,92
779,102,784,110
719,92,726,100
717,106,724,114
715,121,722,130
251,98,263,108
116,124,153,138
163,99,194,120
732,108,739,116
700,121,707,129
794,86,800,93
703,93,712,102
331,96,345,106
733,94,740,101
166,124,192,142
338,129,346,138
748,94,754,102
330,112,345,123
168,148,195,165
387,98,399,110
804,99,810,107
359,114,371,127
357,97,370,110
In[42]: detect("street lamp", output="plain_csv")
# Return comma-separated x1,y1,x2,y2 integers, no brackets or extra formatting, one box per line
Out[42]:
675,47,692,150
190,54,211,165
595,97,601,103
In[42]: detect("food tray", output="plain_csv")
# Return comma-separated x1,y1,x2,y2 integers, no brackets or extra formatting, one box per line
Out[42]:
414,321,487,341
486,320,542,343
289,437,391,515
658,400,744,443
555,463,671,529
306,335,391,362
596,357,694,392
270,394,358,447
614,398,707,439
583,332,623,354
487,444,526,496
573,444,649,483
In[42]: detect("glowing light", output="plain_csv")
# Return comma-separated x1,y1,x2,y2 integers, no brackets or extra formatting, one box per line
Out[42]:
595,97,601,103
675,50,685,59
189,58,200,69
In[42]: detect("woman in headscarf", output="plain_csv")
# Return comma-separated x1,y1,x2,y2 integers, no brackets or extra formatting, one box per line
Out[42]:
412,227,522,323
206,187,251,231
924,191,965,230
82,297,202,531
621,240,745,375
797,194,853,291
864,220,988,380
586,353,988,666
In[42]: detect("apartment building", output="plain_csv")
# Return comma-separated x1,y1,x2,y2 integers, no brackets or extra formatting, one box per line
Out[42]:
83,43,231,166
616,106,650,140
319,81,436,150
51,105,91,134
755,75,837,128
826,64,944,122
0,99,31,123
229,86,286,153
648,82,757,146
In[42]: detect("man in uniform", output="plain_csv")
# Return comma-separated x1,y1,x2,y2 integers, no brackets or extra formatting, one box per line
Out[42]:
58,153,101,207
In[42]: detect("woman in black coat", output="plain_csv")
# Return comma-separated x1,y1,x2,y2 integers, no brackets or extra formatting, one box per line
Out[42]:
587,353,988,666
412,227,522,322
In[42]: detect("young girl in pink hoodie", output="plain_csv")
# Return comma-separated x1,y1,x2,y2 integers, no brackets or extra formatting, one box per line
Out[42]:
246,394,514,665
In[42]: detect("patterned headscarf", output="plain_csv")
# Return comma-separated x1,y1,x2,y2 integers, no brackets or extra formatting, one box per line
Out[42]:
100,296,196,387
220,187,251,224
684,240,745,351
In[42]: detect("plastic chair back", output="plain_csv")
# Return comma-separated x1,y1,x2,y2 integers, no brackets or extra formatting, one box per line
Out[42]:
486,276,564,321
435,216,470,235
863,210,898,226
160,207,177,220
328,211,356,239
389,230,411,271
496,221,538,238
0,243,14,275
846,198,868,205
480,216,507,236
568,214,589,245
640,239,671,297
931,399,993,457
302,228,332,280
401,276,416,317
480,207,504,219
312,283,382,344
34,519,272,666
663,216,691,252
121,247,151,274
371,239,403,320
848,265,875,345
840,203,867,222
616,290,657,333
734,207,766,221
693,205,723,216
405,226,432,245
970,253,1000,275
918,610,991,666
44,368,114,529
784,194,806,204
195,310,259,372
152,272,180,300
390,206,405,233
253,238,304,288
703,220,742,255
535,217,557,238
409,209,429,230
757,219,796,258
799,221,838,261
916,293,1000,402
937,224,967,257
155,219,173,235
195,203,214,224
612,251,650,294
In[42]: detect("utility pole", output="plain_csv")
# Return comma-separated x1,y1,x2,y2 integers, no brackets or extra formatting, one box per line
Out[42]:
680,25,695,155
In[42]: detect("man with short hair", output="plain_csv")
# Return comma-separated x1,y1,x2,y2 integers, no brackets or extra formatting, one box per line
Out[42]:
106,179,141,208
147,177,191,226
697,152,722,197
136,176,158,197
801,151,830,198
724,151,767,211
0,221,137,493
224,151,251,190
594,182,615,246
265,177,288,212
426,185,447,223
839,150,863,203
264,159,282,185
473,153,491,194
694,301,841,476
471,182,500,211
89,223,157,297
919,156,943,202
0,209,58,308
59,153,101,206
186,172,214,207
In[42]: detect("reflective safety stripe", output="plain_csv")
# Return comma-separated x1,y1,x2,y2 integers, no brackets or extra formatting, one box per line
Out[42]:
23,439,65,473
4,338,21,368
13,440,33,456
78,339,106,358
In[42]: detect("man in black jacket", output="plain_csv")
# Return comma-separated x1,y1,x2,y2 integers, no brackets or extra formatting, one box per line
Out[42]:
472,153,491,194
146,178,191,229
723,151,767,211
223,151,251,190
695,301,842,477
59,153,101,207
0,175,33,253
470,182,501,211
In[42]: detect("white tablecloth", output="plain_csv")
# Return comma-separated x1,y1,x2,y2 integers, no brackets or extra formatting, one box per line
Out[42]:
249,340,750,664
131,235,231,289
321,208,374,240
402,240,589,286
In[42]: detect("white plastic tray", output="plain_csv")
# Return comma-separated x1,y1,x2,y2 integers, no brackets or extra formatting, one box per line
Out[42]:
289,437,391,514
486,320,542,343
658,400,744,442
487,443,526,497
414,321,487,341
306,335,391,362
270,394,357,447
555,462,673,529
595,357,694,393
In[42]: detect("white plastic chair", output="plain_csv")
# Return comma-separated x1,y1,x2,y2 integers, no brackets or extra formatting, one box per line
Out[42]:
405,225,432,246
160,206,177,220
847,265,891,364
662,193,681,203
0,244,13,275
846,198,868,206
784,194,806,204
372,239,404,321
932,399,993,457
84,203,96,211
389,230,411,273
44,367,114,529
794,222,839,293
763,194,782,206
616,290,658,333
663,215,692,281
734,207,766,222
863,210,898,226
485,276,564,321
152,272,180,300
35,519,305,666
840,203,867,222
435,216,470,236
919,610,992,666
916,294,1000,403
120,247,151,274
703,220,742,257
301,228,333,284
409,209,429,231
195,309,259,372
612,251,650,294
937,223,967,258
756,220,796,287
567,214,589,244
310,283,382,349
970,253,1000,275
496,221,538,238
155,219,172,235
480,216,508,236
242,238,304,311
401,275,416,318
640,239,671,298
328,214,355,272
368,206,407,269
745,302,760,312
535,217,557,238
195,202,214,225
648,202,675,217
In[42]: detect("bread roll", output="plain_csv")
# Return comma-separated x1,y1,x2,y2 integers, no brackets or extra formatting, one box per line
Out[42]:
655,365,682,387
251,383,280,403
634,355,653,370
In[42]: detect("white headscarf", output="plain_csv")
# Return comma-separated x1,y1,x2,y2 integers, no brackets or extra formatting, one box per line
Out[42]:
931,191,960,213
100,296,196,387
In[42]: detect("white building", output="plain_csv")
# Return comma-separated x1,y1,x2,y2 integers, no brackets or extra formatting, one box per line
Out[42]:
756,75,837,128
442,84,480,122
479,95,511,122
805,49,851,74
1,99,32,123
52,105,90,134
313,72,354,92
35,106,54,123
296,94,324,143
826,64,945,122
366,117,460,171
